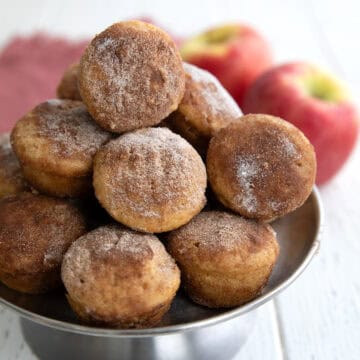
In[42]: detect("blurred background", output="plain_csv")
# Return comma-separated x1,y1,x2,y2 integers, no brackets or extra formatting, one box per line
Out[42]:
0,0,359,359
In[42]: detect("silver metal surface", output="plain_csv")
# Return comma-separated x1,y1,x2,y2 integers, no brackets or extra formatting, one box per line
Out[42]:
20,310,257,360
0,188,323,359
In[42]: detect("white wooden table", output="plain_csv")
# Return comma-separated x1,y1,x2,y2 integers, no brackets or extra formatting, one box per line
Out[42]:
1,0,359,359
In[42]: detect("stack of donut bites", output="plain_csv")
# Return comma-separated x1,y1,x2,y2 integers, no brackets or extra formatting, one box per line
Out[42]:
0,21,316,328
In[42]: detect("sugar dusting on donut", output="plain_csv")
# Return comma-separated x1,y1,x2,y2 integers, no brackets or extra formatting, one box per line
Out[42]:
0,193,87,274
36,100,111,157
234,127,301,214
97,127,206,221
84,34,179,128
169,211,275,252
183,63,242,119
42,203,83,266
235,155,259,214
62,225,176,285
88,36,133,117
64,226,153,265
278,133,300,159
79,21,185,132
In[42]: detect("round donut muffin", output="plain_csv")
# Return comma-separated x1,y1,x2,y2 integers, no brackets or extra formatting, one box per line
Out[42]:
93,127,207,233
61,224,180,328
11,99,112,197
79,20,185,133
207,114,316,221
0,193,87,294
167,211,279,308
0,133,28,198
57,63,81,100
164,63,242,156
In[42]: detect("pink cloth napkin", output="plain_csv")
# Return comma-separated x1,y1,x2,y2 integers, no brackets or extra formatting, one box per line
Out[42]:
0,34,88,133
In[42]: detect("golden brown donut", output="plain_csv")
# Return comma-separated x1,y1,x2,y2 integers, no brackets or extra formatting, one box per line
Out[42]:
0,133,28,198
164,63,242,156
79,20,185,133
0,193,87,294
57,63,81,100
61,224,180,328
207,114,316,221
11,99,112,197
93,127,207,233
167,211,279,308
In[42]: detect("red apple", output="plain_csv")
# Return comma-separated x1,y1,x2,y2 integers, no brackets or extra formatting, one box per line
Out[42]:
242,62,359,184
180,23,272,107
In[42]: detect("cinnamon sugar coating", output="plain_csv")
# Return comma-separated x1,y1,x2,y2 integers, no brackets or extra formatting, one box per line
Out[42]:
167,211,279,308
61,224,180,328
164,63,242,156
93,127,207,233
57,63,81,100
79,21,185,133
207,114,316,221
11,99,112,197
0,133,28,198
0,193,87,294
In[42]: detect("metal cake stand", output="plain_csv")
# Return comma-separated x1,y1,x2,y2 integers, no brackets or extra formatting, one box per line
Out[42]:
0,188,323,360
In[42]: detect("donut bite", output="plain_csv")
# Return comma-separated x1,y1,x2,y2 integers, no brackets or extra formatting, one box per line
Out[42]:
0,133,28,198
79,20,185,133
62,225,180,328
0,193,87,294
93,127,207,233
164,63,242,156
167,211,279,308
11,99,112,197
57,63,81,101
207,114,316,221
